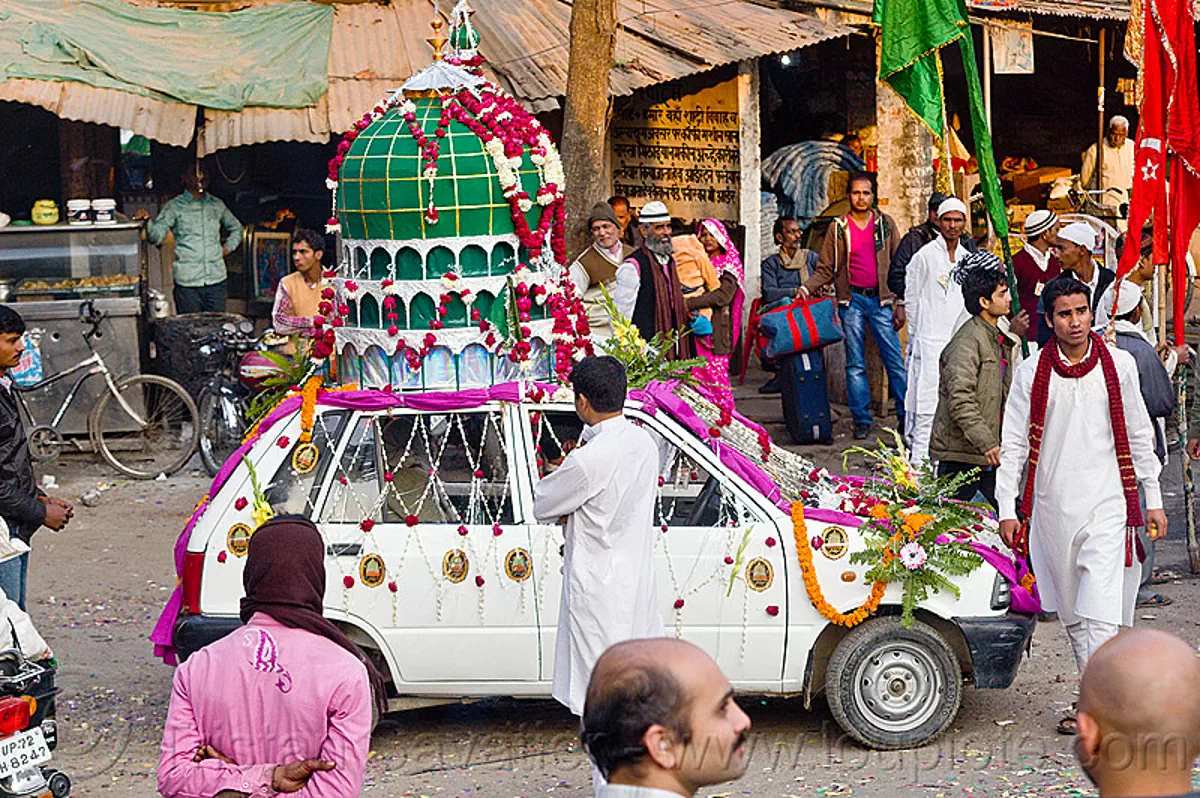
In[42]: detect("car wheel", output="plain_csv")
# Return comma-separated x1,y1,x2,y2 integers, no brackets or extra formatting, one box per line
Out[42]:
825,617,961,750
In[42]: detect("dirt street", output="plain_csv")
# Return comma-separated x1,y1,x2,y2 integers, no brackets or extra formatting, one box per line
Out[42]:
27,379,1200,796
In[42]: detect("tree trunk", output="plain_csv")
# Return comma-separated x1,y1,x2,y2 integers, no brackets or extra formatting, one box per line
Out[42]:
561,0,617,257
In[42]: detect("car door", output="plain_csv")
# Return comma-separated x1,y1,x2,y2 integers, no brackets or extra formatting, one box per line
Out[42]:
312,405,539,684
521,405,787,689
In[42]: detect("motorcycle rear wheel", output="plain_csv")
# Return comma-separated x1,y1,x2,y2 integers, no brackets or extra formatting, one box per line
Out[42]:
198,388,245,477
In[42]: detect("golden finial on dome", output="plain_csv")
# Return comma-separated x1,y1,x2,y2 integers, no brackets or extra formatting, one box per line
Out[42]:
427,17,448,61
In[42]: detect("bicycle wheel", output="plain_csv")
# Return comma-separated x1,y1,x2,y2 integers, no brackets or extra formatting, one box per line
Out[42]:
198,388,242,477
92,374,199,479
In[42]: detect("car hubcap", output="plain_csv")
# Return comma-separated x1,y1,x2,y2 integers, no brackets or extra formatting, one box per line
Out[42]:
851,641,943,732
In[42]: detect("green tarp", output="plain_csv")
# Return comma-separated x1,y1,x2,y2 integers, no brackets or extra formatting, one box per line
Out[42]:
0,0,332,110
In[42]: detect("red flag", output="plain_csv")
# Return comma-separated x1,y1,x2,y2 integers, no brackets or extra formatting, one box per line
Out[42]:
1118,0,1200,344
1117,0,1167,280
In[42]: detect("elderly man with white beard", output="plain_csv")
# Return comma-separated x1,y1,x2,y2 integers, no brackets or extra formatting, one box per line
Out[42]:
615,200,692,359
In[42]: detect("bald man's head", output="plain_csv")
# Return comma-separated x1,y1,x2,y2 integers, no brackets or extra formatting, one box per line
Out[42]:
1075,629,1200,792
581,638,751,793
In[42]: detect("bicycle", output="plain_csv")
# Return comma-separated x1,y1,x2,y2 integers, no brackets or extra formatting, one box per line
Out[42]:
15,300,199,479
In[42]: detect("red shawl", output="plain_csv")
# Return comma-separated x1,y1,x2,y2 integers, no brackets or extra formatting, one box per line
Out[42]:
1018,331,1144,566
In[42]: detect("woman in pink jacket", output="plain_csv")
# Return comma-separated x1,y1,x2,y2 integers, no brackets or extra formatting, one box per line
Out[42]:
158,516,385,797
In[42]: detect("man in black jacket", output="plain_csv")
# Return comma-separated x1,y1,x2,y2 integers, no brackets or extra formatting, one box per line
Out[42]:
887,191,977,329
0,306,72,609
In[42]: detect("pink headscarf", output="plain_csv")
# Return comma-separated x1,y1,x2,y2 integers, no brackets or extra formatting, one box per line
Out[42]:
700,219,745,346
701,219,745,284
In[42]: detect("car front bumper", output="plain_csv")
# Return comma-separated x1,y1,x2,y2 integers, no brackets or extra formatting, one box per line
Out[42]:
954,612,1036,689
174,613,243,662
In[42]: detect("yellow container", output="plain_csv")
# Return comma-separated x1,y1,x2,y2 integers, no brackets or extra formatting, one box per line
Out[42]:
31,200,59,226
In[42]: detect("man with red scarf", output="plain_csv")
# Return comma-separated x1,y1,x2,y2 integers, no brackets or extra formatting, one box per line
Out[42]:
995,278,1166,735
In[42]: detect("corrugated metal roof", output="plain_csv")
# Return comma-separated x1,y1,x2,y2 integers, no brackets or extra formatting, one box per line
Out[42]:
968,0,1129,20
2,0,855,152
0,78,196,146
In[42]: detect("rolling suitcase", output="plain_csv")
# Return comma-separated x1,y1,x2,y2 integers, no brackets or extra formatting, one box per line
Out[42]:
779,350,833,445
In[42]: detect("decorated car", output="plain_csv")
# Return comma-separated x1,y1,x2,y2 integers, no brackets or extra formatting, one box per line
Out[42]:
151,3,1038,752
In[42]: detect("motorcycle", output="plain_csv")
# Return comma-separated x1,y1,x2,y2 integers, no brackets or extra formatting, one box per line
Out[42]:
195,321,286,477
0,650,69,797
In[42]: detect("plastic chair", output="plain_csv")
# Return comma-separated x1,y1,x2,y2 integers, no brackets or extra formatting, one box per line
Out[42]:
737,297,763,385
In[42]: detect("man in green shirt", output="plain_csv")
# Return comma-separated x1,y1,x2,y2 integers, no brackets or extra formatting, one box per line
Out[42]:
135,164,243,314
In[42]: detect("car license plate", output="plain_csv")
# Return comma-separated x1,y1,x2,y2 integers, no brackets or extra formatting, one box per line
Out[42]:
0,727,50,779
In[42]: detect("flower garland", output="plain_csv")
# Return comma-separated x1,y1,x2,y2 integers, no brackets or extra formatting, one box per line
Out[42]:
792,503,886,627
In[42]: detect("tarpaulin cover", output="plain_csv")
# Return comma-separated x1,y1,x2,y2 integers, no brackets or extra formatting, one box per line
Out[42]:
0,0,332,110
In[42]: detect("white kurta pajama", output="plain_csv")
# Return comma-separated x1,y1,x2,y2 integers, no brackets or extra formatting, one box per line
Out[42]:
904,236,969,463
532,415,666,716
995,343,1162,672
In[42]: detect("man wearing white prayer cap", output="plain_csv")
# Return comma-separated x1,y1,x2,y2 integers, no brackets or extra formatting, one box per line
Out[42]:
1035,222,1115,345
902,195,974,464
1011,210,1062,345
1104,279,1176,610
1081,116,1135,213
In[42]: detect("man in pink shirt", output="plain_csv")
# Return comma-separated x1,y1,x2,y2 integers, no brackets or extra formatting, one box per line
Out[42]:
798,173,907,440
158,516,385,797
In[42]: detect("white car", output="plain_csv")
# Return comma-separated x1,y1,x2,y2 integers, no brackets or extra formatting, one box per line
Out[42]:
172,392,1033,750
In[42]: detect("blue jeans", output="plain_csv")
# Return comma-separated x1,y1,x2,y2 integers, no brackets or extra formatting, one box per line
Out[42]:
0,553,29,611
839,293,908,427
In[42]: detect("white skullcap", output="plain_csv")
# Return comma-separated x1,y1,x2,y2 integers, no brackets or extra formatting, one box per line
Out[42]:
1103,280,1143,319
1024,209,1058,238
937,197,968,218
638,200,671,225
1057,221,1097,251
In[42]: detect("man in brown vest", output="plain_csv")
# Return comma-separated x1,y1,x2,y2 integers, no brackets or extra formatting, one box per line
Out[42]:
568,203,636,335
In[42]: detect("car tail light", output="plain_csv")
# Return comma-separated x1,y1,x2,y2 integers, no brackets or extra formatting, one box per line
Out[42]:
0,697,31,738
182,552,205,615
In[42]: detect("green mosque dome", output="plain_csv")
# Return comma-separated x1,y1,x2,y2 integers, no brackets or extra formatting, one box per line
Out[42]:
336,97,541,242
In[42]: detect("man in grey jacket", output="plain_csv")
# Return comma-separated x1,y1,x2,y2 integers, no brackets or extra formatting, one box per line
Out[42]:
1106,281,1176,608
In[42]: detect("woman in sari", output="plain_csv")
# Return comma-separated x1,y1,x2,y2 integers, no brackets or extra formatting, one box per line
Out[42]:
687,219,745,409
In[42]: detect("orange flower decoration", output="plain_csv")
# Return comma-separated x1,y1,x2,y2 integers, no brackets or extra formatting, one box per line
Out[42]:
1019,573,1037,592
904,513,934,533
869,503,891,520
299,375,323,443
792,503,886,628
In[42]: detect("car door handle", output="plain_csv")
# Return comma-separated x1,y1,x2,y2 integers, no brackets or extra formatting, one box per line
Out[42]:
327,543,362,557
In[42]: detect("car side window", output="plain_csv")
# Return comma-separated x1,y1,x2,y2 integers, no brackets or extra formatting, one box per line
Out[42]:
530,409,764,528
319,410,515,526
265,410,349,517
320,415,383,523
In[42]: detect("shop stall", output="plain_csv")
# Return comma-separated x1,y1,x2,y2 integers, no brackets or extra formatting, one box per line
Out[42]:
1,221,149,436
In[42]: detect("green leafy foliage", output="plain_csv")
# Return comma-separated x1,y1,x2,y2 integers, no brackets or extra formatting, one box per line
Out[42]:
245,348,315,426
595,285,705,389
844,431,987,627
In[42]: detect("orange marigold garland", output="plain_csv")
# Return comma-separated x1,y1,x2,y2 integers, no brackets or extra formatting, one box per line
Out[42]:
791,502,886,627
299,375,323,443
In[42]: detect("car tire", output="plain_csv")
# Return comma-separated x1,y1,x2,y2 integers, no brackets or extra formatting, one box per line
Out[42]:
825,617,961,750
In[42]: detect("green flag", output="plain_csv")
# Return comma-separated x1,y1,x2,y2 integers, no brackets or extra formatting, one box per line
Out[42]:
875,0,1018,325
873,0,965,140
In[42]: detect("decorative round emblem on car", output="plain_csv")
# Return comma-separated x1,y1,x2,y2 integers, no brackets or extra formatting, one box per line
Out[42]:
821,527,848,560
442,549,469,583
745,557,774,592
359,554,386,588
227,524,253,557
504,549,532,582
292,442,320,474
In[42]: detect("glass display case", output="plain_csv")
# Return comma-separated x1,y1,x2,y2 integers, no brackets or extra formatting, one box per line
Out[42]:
0,223,147,436
0,222,142,301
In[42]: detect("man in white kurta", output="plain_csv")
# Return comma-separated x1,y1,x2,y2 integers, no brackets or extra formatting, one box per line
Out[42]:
996,278,1165,684
532,356,665,721
904,197,971,464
